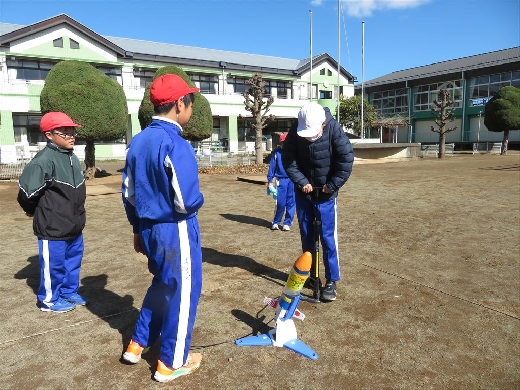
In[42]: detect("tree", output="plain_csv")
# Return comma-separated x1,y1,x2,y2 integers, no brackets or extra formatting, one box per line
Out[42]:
40,60,128,179
243,73,275,164
430,89,457,159
138,66,212,141
484,86,520,155
339,95,376,136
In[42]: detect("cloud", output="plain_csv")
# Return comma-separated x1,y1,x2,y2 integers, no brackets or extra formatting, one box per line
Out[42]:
341,0,432,17
311,0,324,5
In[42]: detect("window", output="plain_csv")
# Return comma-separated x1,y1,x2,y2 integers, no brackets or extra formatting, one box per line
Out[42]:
13,114,44,144
228,77,252,95
53,38,63,47
237,117,254,141
512,71,520,88
335,85,344,98
133,68,156,88
96,66,122,81
188,73,218,94
413,81,461,111
319,68,332,76
469,71,519,106
262,79,292,98
371,88,408,114
320,90,332,99
70,39,79,49
6,58,55,80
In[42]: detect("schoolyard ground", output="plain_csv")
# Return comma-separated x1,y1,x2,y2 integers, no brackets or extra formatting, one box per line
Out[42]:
0,153,518,389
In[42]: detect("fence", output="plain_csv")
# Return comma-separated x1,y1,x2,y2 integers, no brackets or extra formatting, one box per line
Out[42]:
0,158,28,180
196,152,252,167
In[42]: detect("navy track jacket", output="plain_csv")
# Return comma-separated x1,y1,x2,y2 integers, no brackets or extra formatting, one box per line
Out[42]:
282,107,354,202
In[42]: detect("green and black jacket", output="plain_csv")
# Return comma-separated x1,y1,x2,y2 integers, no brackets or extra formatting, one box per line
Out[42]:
17,143,86,240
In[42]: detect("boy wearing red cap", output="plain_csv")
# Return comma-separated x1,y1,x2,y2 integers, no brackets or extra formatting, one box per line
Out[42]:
121,74,204,382
266,133,295,231
17,112,87,313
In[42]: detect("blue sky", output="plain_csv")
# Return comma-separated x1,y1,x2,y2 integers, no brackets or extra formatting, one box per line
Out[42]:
0,0,519,81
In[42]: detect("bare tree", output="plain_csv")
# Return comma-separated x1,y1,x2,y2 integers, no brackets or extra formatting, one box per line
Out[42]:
243,73,275,164
430,89,458,159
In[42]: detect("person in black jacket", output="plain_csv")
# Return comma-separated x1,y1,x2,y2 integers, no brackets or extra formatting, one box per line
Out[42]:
17,112,87,313
282,101,354,301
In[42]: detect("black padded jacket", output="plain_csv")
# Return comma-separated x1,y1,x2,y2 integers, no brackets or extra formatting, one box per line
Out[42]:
282,107,354,202
17,143,86,240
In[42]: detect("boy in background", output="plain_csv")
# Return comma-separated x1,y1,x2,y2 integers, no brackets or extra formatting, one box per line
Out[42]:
17,112,87,313
121,74,204,383
266,133,295,231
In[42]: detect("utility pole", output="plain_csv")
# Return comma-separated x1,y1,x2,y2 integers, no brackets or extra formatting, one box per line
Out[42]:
361,21,365,138
309,10,313,101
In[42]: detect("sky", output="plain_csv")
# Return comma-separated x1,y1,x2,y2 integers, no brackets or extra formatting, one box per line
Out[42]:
0,0,519,82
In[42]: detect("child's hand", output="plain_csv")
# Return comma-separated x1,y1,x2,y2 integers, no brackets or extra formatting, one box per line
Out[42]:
133,233,143,254
302,184,313,193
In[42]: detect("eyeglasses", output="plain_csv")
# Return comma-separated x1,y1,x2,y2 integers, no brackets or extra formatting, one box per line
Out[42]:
51,131,77,140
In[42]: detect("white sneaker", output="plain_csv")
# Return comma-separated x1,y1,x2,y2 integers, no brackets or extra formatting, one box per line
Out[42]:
282,225,290,231
271,224,279,230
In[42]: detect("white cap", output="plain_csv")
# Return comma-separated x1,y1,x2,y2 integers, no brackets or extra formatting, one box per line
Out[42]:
296,102,326,138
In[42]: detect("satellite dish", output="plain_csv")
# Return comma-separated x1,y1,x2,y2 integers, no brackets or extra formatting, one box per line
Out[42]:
323,80,329,88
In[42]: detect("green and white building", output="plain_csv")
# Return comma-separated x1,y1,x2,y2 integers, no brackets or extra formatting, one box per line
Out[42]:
0,14,355,163
356,47,520,148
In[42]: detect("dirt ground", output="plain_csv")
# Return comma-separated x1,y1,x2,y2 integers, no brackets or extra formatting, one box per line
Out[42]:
0,154,519,389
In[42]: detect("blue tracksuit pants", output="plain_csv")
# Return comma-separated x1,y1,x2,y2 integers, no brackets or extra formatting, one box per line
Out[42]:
272,177,295,227
37,234,84,305
132,217,202,369
295,197,340,282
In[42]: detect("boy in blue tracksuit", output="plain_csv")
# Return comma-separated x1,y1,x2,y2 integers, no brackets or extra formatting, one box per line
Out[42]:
17,112,87,313
266,133,295,231
121,74,204,383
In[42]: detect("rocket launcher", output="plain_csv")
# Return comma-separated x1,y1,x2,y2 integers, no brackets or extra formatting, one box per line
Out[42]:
235,252,318,360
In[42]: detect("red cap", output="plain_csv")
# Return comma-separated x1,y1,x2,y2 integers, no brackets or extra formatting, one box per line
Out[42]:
150,74,200,106
279,133,287,142
40,112,82,132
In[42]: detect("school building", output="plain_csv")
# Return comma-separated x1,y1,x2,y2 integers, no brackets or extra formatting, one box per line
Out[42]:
0,14,354,163
1,14,518,164
356,47,520,149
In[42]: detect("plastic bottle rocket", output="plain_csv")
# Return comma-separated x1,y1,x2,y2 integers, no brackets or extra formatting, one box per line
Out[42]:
235,251,318,360
266,183,277,200
277,251,312,318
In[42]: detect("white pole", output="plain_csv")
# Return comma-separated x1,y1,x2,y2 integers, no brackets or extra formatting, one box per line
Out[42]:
361,21,365,138
310,10,313,101
478,110,481,144
337,0,341,120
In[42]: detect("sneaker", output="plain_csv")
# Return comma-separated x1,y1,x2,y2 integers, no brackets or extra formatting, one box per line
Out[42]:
122,339,145,364
154,353,202,383
62,293,88,306
321,281,337,301
39,298,75,313
282,225,290,231
271,224,279,230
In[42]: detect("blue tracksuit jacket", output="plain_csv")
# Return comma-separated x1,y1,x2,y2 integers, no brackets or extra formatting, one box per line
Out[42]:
267,147,295,227
122,117,204,369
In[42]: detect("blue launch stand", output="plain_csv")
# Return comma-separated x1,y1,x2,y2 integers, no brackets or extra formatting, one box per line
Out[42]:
235,295,318,360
